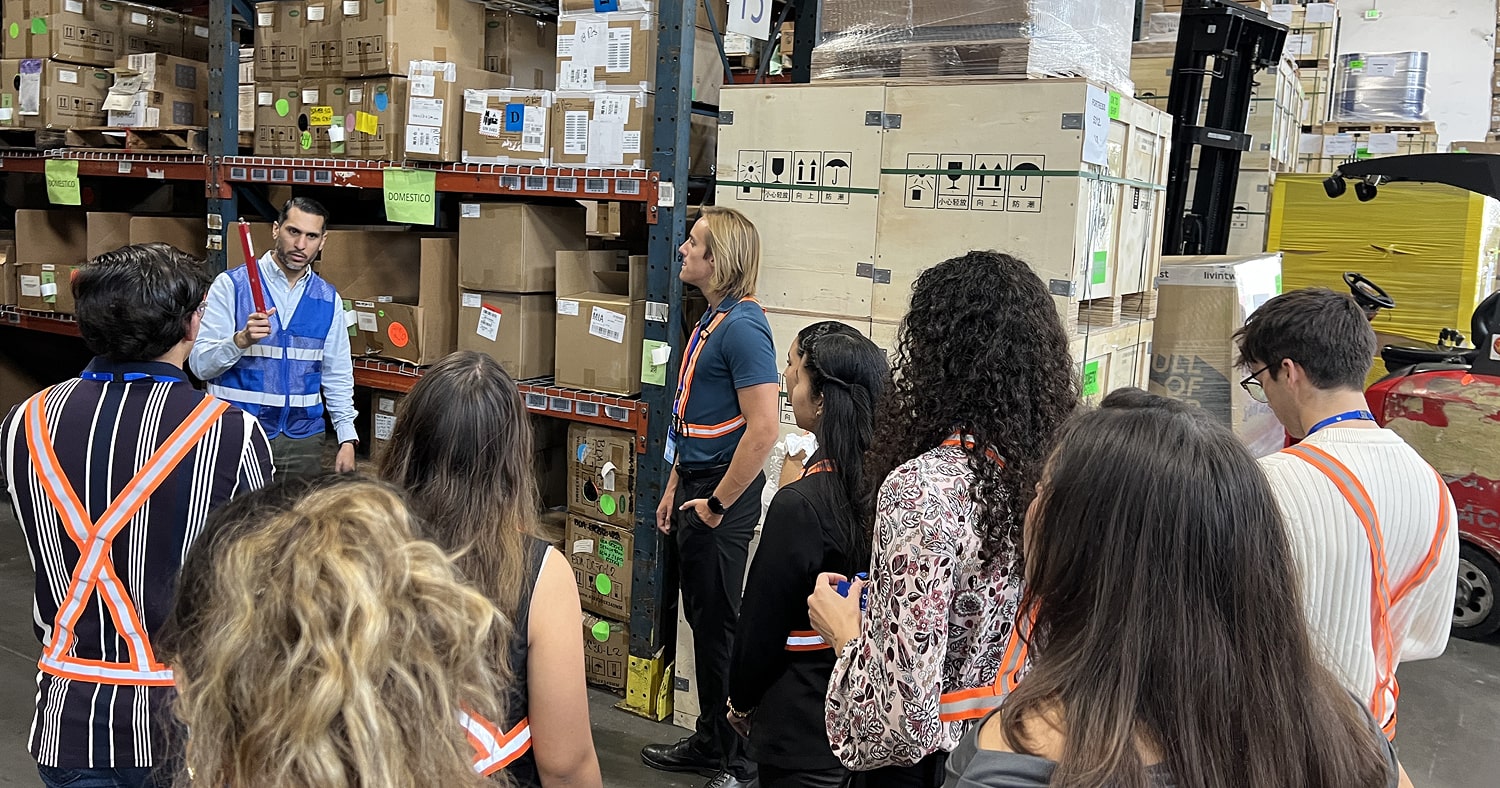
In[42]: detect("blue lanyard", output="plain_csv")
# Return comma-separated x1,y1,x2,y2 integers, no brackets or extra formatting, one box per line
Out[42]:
1306,409,1377,435
81,371,181,385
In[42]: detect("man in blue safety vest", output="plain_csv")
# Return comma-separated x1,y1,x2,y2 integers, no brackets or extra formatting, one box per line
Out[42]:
191,197,358,479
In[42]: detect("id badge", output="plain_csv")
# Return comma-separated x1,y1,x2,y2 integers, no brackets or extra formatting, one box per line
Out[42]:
664,430,677,465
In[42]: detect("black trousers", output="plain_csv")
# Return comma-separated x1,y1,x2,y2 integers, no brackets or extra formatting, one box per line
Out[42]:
756,764,849,788
848,752,949,788
673,464,765,781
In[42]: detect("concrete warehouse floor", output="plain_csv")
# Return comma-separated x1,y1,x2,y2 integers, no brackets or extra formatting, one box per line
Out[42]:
0,508,1493,787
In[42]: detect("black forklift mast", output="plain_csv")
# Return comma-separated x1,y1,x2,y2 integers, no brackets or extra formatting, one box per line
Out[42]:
1163,0,1288,256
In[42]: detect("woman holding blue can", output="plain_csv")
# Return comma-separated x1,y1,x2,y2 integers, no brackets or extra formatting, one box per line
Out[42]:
724,321,890,788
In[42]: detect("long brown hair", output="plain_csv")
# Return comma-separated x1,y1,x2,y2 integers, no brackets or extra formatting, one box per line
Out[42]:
380,351,540,619
1002,388,1392,788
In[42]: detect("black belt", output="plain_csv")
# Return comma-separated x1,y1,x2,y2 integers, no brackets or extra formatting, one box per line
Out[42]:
677,463,730,481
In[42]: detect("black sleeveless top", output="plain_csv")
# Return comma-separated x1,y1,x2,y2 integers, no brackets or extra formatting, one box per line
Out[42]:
502,537,551,787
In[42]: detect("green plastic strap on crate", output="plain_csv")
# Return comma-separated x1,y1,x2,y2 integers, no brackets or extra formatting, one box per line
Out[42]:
719,169,1166,197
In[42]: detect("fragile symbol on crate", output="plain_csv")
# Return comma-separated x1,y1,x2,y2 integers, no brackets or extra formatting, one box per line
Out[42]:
764,150,792,201
902,153,1046,212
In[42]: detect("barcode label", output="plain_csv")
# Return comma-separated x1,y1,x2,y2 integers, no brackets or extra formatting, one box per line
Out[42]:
522,105,546,152
564,110,589,155
588,306,627,344
606,28,632,73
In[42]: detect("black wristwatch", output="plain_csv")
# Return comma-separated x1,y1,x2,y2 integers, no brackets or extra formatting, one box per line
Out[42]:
707,495,727,515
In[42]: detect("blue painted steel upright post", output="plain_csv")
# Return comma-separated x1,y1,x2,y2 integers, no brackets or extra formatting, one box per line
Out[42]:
204,0,240,274
630,0,695,659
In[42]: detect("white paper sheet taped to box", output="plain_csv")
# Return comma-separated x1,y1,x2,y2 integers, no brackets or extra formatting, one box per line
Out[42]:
462,292,482,307
573,20,607,68
606,28,632,73
408,97,444,127
410,74,436,98
58,70,78,85
559,62,594,91
307,4,326,20
461,203,482,219
343,0,360,15
587,118,624,166
573,539,595,555
357,311,378,332
374,413,396,441
328,123,345,143
302,89,319,104
476,305,502,341
344,307,359,328
589,306,627,343
40,282,57,297
348,88,363,103
522,106,546,152
594,93,630,123
405,125,442,156
558,299,580,316
258,10,274,26
19,276,40,298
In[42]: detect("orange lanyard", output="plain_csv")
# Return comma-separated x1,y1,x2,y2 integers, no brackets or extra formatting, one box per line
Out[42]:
940,434,1005,466
798,460,835,480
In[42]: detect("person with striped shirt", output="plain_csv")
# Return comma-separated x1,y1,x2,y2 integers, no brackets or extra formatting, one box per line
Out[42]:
1235,287,1458,740
0,243,273,788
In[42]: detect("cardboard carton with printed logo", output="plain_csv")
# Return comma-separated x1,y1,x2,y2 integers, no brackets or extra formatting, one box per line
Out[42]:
0,232,16,305
294,77,349,157
554,250,646,396
565,512,634,620
3,0,122,66
369,391,404,460
456,291,556,380
300,0,342,77
566,421,636,528
347,63,507,162
253,1,302,81
253,82,301,156
105,53,209,126
180,14,210,60
484,10,555,88
119,3,184,57
555,12,655,92
2,58,111,127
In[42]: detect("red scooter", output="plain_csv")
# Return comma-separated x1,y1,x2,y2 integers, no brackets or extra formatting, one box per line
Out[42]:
1346,271,1500,639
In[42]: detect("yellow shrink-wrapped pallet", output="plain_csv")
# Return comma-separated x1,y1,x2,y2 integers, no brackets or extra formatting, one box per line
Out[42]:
1268,175,1500,354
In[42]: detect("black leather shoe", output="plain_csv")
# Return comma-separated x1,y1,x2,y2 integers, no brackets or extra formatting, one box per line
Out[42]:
641,737,721,776
703,771,756,788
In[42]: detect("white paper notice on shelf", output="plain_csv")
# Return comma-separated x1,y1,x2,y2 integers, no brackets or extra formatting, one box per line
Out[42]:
589,306,627,343
410,74,436,98
19,276,40,298
558,299,580,316
257,10,274,26
348,88,363,104
1367,132,1399,154
405,125,442,155
622,130,641,155
462,291,482,306
343,0,360,15
727,0,772,40
587,119,624,165
1268,5,1292,23
1367,57,1397,78
408,97,444,127
1305,3,1336,24
307,4,326,20
564,110,590,155
374,413,396,441
594,92,630,123
1082,84,1110,166
357,311,378,332
522,106,546,152
573,20,607,68
1323,133,1356,156
605,28,632,73
559,62,594,91
476,305,502,341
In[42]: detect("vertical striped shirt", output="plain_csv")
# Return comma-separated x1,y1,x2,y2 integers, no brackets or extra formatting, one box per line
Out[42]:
0,358,273,769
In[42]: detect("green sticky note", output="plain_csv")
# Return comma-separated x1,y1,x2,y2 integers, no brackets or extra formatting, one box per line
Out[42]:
299,130,312,150
1108,91,1122,120
1082,360,1101,397
8,22,18,38
599,494,618,517
595,573,612,595
45,159,80,205
1364,9,1380,19
598,539,625,567
1090,250,1108,286
591,620,611,642
342,298,357,337
383,168,436,225
1349,59,1365,70
641,339,669,386
30,17,46,34
274,98,290,117
1274,273,1283,294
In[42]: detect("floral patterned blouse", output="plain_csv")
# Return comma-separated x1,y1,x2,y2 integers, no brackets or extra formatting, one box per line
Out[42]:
824,443,1025,770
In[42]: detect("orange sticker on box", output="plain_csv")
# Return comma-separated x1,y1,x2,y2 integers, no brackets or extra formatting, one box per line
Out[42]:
355,111,378,135
387,321,409,348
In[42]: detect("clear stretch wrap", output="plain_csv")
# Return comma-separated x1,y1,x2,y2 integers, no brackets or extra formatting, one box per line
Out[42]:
1332,52,1430,123
809,0,1133,90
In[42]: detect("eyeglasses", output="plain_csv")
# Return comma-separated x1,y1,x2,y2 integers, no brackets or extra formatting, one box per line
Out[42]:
1240,365,1270,403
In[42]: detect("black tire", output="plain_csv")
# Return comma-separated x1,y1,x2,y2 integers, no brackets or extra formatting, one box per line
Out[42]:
1454,543,1500,640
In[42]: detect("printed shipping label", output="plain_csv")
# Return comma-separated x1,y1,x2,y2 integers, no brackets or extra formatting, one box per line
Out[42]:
558,299,580,316
622,130,641,155
343,0,360,15
589,306,627,343
257,10,274,26
307,4,326,20
405,125,442,155
464,90,487,114
564,110,589,155
374,413,396,441
348,88,363,104
19,276,40,298
476,305,502,341
408,97,444,127
58,70,78,84
302,89,319,104
410,74,436,98
461,204,482,219
64,0,83,12
605,28,632,73
357,311,378,332
131,12,150,25
462,292,482,307
258,91,274,106
522,105,546,152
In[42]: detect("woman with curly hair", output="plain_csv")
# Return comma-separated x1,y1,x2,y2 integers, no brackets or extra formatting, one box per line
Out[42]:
808,251,1079,788
161,475,514,788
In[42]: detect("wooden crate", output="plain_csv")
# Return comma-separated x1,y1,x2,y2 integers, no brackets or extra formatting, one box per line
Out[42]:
1071,319,1155,405
1184,169,1274,256
1132,56,1302,172
1299,65,1334,126
1296,126,1439,173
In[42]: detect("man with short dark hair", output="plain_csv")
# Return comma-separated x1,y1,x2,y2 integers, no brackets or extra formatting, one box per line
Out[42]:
1235,287,1457,740
1,243,273,788
191,197,358,480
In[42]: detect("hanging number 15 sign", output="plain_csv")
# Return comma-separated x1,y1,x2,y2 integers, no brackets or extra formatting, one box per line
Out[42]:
727,0,770,41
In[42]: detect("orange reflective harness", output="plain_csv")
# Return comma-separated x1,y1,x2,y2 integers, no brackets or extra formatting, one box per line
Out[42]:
462,711,532,776
24,389,228,686
670,299,763,456
1282,444,1452,741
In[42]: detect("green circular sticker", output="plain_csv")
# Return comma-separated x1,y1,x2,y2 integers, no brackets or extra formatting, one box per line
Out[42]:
591,621,611,642
595,573,612,595
300,130,312,149
274,98,290,117
599,494,617,517
30,18,46,34
8,23,18,38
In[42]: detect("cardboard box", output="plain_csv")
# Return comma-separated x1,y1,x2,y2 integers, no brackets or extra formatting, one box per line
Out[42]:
301,0,342,77
129,216,206,257
3,58,111,128
225,221,273,269
370,391,404,459
0,233,16,305
1149,254,1284,458
120,3,184,57
554,251,646,396
538,506,568,549
457,202,586,293
4,0,121,66
295,77,350,156
181,14,210,61
456,291,556,380
254,82,301,156
15,262,80,313
567,422,636,528
347,64,507,162
338,0,483,77
460,88,551,165
556,13,655,92
582,613,629,690
238,83,255,132
254,1,303,81
315,228,423,301
85,212,132,260
549,89,651,169
15,209,86,265
565,513,633,620
105,57,207,127
357,237,459,365
484,10,555,89
118,52,205,95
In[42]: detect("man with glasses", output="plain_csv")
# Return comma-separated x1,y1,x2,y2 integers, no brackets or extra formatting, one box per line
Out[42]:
1234,287,1456,740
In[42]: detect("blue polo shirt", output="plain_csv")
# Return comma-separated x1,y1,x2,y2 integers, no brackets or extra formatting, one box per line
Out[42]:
674,297,778,468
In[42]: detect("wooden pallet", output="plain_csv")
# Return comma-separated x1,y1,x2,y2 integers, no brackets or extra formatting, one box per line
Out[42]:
1121,291,1159,321
811,36,1050,80
0,128,67,151
1078,295,1124,329
1319,121,1437,135
66,126,207,153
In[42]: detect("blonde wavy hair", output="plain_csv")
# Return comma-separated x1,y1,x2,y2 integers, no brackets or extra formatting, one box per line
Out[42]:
162,476,513,788
699,205,761,302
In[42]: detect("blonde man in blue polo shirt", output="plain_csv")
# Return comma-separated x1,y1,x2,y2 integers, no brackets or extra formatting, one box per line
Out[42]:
642,206,780,788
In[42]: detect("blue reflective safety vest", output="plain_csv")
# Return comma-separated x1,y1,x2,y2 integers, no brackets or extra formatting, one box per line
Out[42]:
206,264,336,440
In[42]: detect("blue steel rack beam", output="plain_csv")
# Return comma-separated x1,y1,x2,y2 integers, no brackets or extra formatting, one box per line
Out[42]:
205,0,242,273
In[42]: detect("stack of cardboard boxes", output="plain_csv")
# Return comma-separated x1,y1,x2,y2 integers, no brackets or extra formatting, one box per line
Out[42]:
9,209,206,312
564,421,638,690
0,0,209,130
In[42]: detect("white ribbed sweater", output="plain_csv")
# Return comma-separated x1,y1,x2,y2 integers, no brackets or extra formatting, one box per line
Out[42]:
1259,428,1459,710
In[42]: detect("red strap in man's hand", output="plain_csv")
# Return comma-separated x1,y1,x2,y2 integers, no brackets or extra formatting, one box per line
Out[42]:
238,220,267,314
